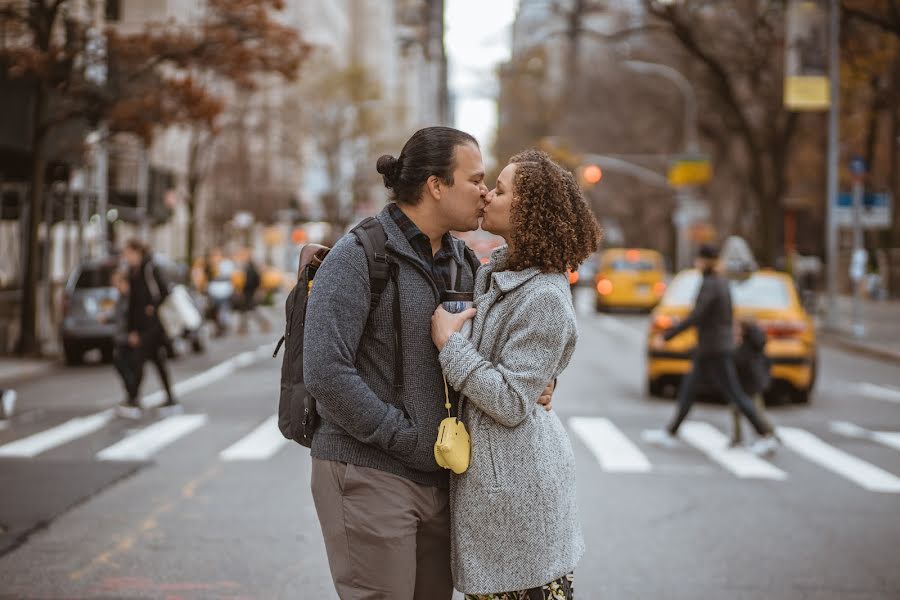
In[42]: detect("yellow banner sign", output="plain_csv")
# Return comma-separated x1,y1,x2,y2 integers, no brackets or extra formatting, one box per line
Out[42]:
667,159,712,187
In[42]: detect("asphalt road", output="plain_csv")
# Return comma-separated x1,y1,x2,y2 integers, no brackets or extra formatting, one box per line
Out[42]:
1,290,899,599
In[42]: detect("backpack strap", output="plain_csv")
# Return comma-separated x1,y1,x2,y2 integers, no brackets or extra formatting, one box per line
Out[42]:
352,217,404,389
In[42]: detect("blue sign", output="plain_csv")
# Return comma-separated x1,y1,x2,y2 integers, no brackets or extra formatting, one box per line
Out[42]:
836,192,890,209
849,157,867,176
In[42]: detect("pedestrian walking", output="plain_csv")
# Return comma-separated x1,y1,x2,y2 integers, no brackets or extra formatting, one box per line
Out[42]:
236,250,270,335
302,127,554,600
110,268,141,419
122,239,181,416
730,317,773,447
431,149,600,599
0,388,16,428
643,244,780,455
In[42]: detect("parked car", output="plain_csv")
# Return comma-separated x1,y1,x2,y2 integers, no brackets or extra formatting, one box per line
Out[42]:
60,258,120,365
594,248,667,312
646,268,818,404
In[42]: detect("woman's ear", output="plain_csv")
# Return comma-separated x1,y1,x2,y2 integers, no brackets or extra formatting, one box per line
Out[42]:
425,175,442,200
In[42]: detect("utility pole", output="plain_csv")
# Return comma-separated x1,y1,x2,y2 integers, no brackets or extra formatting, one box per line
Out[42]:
825,0,840,328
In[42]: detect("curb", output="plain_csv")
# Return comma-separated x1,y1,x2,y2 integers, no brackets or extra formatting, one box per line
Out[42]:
819,332,900,366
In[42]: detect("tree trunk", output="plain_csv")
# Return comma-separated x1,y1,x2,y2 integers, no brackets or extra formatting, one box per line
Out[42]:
17,86,47,356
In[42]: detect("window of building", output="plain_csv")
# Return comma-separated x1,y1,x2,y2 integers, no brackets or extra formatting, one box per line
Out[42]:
105,0,121,22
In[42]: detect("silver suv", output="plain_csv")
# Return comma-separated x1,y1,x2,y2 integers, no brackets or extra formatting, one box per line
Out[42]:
60,258,120,365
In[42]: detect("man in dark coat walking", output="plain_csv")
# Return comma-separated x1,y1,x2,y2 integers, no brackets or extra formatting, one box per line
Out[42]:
644,244,779,455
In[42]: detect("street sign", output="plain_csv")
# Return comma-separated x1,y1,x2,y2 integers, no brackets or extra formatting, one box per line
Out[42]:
834,192,892,229
849,157,867,177
667,155,711,187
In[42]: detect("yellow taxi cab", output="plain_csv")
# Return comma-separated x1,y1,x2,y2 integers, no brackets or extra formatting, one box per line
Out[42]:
593,248,667,312
646,268,817,404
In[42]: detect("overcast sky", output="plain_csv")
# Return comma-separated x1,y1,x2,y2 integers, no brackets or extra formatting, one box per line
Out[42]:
445,0,518,171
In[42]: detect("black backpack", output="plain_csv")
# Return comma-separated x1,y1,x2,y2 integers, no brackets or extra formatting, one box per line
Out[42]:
273,217,402,448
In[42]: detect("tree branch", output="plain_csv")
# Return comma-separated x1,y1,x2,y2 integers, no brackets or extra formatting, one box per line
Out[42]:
842,3,900,37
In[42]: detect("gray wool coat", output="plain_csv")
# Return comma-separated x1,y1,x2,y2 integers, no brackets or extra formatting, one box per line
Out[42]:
439,246,585,595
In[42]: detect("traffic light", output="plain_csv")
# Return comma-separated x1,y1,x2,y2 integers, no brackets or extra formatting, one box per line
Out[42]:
578,164,603,187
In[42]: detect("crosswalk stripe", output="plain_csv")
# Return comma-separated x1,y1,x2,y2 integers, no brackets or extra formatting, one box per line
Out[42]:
219,415,289,461
569,417,651,473
778,426,900,493
679,421,788,480
0,410,114,458
96,414,208,461
856,382,900,405
829,420,900,453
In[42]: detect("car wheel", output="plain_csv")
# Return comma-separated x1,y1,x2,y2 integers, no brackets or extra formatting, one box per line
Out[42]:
594,300,607,313
101,345,115,363
64,343,83,366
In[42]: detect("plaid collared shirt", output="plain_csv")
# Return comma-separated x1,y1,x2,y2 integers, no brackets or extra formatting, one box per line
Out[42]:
387,203,461,297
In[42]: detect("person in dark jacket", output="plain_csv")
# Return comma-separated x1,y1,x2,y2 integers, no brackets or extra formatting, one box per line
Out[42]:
109,268,141,418
730,318,773,446
122,239,180,416
644,244,779,455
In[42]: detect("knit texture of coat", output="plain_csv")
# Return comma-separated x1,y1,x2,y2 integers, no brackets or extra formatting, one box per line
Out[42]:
303,206,477,488
439,246,585,594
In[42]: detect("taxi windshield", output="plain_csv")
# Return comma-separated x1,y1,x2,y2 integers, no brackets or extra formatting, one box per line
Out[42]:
663,271,791,309
607,257,660,272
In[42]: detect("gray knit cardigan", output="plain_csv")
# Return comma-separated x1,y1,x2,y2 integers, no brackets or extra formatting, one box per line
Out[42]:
439,246,585,595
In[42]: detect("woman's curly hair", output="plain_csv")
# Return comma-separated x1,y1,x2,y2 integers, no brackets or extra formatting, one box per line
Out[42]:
505,149,602,273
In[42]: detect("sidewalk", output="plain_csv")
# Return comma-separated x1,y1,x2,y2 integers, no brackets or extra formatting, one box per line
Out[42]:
0,357,56,388
817,295,900,364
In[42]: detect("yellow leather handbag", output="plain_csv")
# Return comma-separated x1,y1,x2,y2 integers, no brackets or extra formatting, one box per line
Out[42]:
434,376,470,474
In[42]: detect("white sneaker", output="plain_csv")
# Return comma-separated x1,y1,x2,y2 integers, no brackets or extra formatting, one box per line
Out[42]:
157,402,184,417
642,428,680,448
751,435,780,457
1,389,16,419
115,402,142,420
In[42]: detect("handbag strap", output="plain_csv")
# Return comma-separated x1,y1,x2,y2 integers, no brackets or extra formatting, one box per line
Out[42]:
443,375,464,422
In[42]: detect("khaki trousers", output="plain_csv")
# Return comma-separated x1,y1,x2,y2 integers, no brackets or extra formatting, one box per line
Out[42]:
311,458,453,600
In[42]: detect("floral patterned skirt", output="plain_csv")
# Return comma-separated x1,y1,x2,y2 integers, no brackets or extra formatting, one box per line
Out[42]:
464,572,574,600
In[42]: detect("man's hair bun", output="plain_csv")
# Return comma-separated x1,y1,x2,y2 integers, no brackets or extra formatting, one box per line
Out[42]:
376,154,401,188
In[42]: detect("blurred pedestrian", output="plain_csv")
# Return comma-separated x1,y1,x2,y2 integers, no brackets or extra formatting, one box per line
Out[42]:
123,239,181,416
644,244,780,455
0,388,16,428
730,317,773,447
110,268,141,419
236,251,270,335
206,250,234,337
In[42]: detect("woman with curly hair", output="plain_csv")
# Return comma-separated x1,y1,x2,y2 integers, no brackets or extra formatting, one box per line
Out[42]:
431,149,601,599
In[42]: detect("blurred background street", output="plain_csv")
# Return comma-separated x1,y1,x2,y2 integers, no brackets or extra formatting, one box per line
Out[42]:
1,0,900,598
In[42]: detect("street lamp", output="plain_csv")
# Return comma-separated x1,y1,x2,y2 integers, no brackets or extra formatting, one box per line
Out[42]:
623,59,703,270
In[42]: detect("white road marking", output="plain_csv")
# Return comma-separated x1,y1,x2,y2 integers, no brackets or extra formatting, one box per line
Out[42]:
97,414,208,461
569,417,652,473
829,420,900,452
856,382,900,404
219,415,289,461
141,344,271,408
680,421,788,480
0,410,114,458
778,426,900,493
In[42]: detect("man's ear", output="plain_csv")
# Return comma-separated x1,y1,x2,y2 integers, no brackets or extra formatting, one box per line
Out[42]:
425,175,442,200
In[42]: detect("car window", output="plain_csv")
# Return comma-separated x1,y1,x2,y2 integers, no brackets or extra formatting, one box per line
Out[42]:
606,258,660,272
75,266,114,289
731,276,790,309
663,271,701,305
663,271,791,309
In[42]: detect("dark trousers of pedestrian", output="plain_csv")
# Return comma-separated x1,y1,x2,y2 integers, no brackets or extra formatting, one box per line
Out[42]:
668,353,773,436
132,329,175,405
311,458,453,600
731,393,767,444
113,343,140,405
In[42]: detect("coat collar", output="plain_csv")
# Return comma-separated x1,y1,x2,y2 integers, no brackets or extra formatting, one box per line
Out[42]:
483,245,542,293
